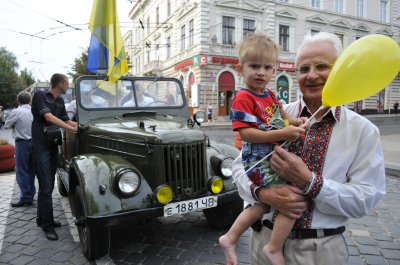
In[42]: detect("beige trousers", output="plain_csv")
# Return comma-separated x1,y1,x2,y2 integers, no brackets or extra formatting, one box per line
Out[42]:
250,226,349,265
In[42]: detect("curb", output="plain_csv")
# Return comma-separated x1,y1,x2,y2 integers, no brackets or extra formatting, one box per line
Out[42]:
385,163,400,177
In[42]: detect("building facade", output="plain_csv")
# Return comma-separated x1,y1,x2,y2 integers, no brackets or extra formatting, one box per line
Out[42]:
125,0,400,118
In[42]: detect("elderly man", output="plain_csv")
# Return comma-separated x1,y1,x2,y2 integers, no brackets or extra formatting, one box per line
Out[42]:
5,92,36,207
234,32,386,265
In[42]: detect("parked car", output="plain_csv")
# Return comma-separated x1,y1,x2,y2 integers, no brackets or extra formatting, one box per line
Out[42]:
57,76,242,260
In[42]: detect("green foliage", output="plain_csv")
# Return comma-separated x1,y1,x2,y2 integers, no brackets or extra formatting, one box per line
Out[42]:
67,48,94,85
19,68,36,88
0,47,23,108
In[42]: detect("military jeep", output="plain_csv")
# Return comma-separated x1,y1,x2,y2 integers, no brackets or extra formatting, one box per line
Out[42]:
56,75,242,260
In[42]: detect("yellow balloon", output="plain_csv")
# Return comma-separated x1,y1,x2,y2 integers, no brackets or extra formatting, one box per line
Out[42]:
322,34,400,107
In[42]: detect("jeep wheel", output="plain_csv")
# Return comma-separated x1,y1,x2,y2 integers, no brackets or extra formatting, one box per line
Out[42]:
74,186,110,260
203,196,243,229
56,174,68,197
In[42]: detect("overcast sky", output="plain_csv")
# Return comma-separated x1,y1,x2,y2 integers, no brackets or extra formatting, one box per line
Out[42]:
0,0,133,82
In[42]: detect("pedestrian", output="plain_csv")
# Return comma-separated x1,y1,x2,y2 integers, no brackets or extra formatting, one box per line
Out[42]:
207,103,213,122
394,101,399,114
219,33,308,265
4,92,36,207
31,73,78,241
123,83,154,107
233,32,386,265
66,83,108,120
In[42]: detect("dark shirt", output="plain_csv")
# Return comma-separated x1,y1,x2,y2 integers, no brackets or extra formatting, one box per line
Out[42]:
31,90,69,150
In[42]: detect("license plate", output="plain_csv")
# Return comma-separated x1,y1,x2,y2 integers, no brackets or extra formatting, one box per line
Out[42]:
164,196,218,217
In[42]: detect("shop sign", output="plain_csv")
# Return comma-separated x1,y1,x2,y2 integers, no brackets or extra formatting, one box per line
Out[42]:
277,76,289,104
175,59,193,70
277,61,296,71
211,57,239,65
175,55,208,70
193,55,208,66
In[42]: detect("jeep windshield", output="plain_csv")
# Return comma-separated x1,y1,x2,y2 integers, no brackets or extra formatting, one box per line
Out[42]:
78,78,184,110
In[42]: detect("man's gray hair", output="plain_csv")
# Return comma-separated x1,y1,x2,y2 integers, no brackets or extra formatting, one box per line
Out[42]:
295,32,343,65
17,91,31,105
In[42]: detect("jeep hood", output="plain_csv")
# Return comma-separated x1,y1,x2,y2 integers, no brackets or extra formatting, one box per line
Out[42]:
86,115,206,144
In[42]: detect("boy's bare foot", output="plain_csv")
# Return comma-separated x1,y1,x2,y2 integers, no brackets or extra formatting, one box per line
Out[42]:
219,234,237,265
263,244,285,265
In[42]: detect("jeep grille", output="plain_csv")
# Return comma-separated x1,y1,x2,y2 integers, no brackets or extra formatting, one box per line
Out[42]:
163,142,206,198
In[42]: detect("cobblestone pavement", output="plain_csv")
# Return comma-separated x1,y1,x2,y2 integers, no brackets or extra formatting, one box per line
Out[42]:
0,171,399,265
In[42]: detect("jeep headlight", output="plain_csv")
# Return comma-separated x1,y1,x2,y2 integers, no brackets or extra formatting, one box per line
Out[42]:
116,169,141,197
193,111,205,124
210,155,234,178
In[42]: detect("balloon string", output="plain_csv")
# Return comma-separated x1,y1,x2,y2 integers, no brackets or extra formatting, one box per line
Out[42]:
233,105,326,183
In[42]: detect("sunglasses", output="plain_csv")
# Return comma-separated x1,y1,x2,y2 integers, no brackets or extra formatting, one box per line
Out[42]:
296,63,333,74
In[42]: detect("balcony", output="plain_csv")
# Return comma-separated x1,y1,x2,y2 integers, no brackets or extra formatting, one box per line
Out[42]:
143,60,163,75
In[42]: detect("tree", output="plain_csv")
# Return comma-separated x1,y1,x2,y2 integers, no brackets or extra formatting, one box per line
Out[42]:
19,68,36,88
67,48,94,85
0,47,23,108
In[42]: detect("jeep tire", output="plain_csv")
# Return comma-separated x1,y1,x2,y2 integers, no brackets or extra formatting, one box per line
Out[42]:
203,196,243,229
74,186,110,260
56,174,68,197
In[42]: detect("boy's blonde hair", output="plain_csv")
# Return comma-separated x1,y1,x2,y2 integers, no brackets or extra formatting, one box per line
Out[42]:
236,33,279,64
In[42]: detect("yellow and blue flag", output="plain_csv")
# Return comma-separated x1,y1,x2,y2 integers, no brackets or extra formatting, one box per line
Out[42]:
87,0,128,83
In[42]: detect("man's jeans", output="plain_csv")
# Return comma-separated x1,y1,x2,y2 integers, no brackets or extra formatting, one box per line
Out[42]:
15,140,36,202
34,147,58,229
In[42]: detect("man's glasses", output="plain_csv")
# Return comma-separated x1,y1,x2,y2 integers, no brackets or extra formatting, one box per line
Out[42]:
296,63,333,75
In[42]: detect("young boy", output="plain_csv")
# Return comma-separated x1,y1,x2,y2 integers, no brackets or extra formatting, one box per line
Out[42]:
219,33,308,265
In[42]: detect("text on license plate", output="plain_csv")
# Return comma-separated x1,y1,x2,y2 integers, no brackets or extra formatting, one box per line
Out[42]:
164,196,218,217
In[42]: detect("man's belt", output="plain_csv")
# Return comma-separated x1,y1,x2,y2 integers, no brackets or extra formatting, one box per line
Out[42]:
263,219,345,239
15,138,31,142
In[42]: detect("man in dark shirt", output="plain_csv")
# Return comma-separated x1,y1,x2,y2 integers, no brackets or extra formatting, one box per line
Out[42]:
31,73,77,241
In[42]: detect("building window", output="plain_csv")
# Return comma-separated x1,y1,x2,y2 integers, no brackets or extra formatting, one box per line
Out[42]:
311,29,320,35
180,25,186,51
380,0,387,22
356,0,364,17
334,33,344,47
222,16,235,45
147,17,150,34
156,7,159,25
146,50,150,63
243,19,255,39
311,0,320,8
189,19,194,47
167,0,171,17
279,25,289,51
335,0,343,13
166,37,171,59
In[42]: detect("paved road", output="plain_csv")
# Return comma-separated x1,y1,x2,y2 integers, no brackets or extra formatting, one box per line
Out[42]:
0,171,399,264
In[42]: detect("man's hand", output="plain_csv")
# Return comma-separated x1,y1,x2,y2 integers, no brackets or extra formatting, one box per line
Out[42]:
258,184,307,219
270,145,311,188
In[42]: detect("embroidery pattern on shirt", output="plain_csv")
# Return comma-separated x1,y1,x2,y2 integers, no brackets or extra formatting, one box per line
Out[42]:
289,113,336,229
